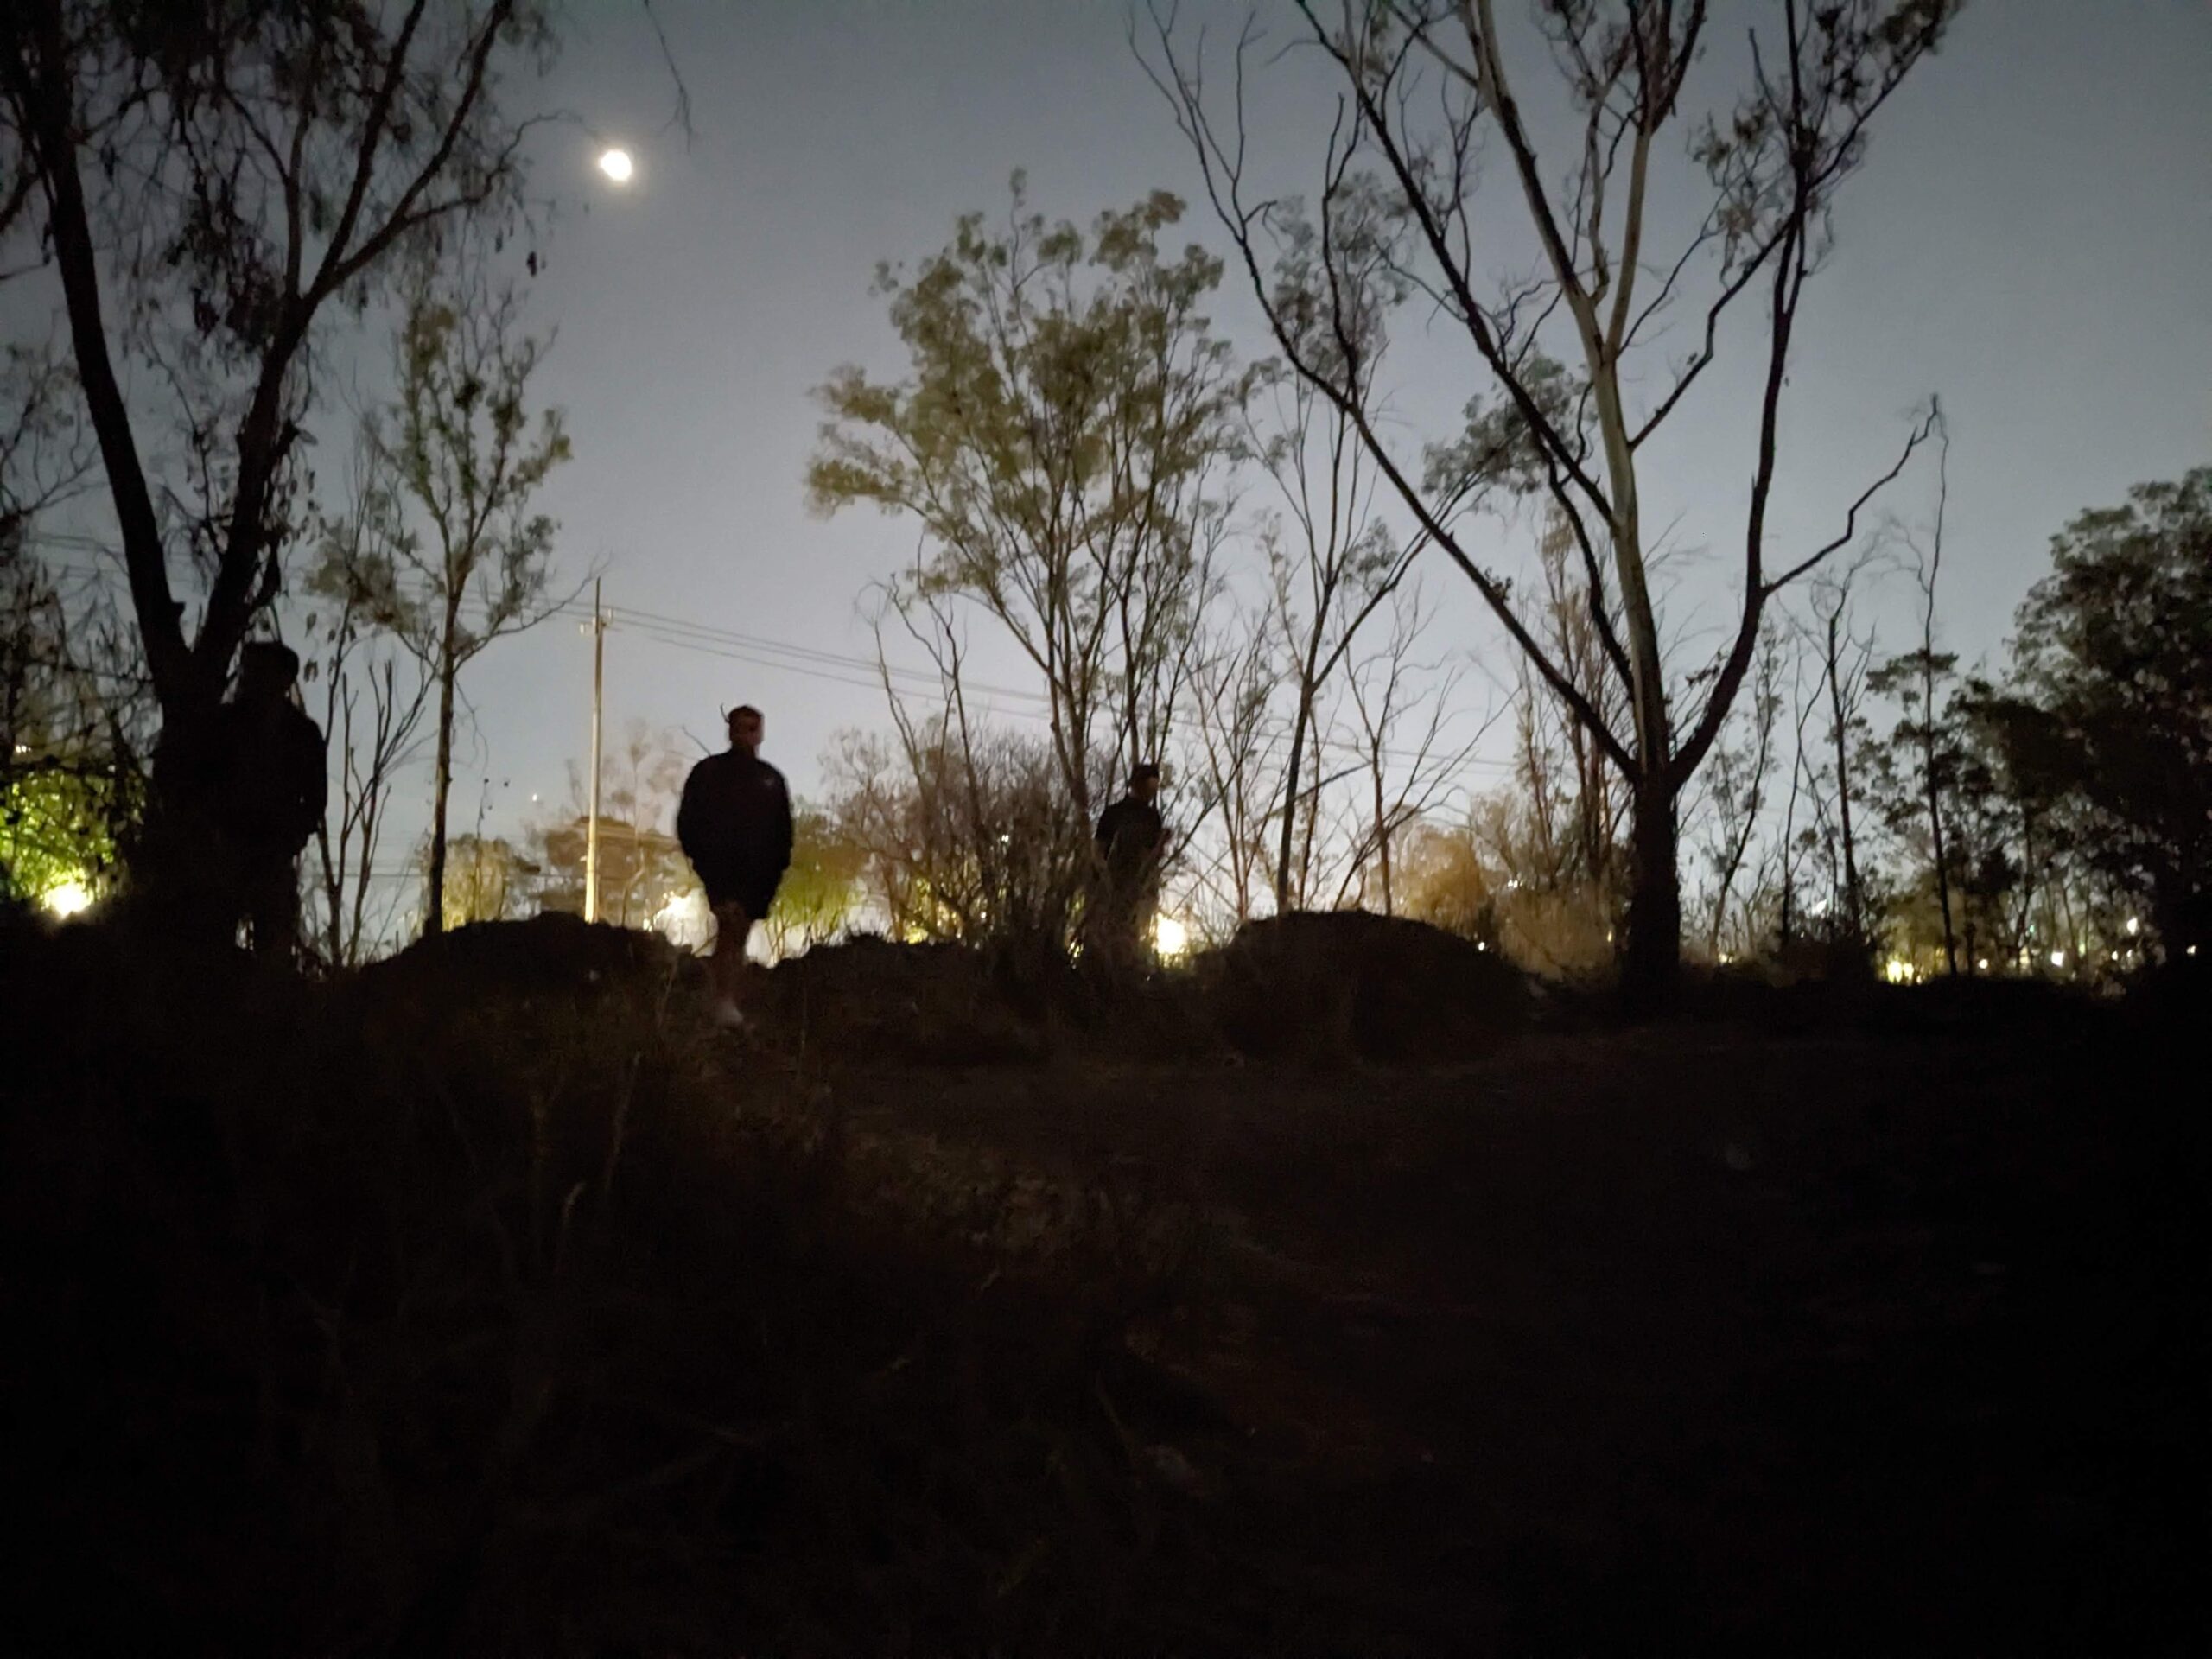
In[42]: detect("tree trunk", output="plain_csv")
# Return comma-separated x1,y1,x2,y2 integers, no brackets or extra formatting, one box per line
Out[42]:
1371,763,1392,915
1274,687,1313,912
1825,613,1866,952
423,610,459,937
1921,418,1956,976
1621,776,1681,1011
1918,655,1956,975
1924,735,1956,974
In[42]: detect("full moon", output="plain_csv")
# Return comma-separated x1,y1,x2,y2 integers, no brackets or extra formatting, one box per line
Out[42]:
597,148,634,184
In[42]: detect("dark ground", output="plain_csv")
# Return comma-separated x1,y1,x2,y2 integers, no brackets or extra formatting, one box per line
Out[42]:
3,912,2204,1654
830,1026,2206,1653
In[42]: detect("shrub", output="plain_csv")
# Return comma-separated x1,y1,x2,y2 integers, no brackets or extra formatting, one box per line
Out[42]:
0,916,1242,1652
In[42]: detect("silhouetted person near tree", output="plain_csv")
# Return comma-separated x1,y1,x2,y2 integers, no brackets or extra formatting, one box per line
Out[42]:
677,704,792,1027
191,641,327,961
1090,761,1167,972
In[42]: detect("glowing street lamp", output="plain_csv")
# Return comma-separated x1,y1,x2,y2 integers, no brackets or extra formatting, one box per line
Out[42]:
1152,913,1191,963
41,879,92,918
597,147,634,185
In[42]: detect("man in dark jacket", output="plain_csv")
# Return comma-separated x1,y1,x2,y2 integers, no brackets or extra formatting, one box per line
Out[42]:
203,641,327,960
677,703,793,1025
1090,761,1166,970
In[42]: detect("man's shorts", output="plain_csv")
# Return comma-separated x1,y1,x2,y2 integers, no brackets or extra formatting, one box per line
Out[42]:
706,876,779,922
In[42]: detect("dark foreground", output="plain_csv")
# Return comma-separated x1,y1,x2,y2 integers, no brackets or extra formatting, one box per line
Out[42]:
3,915,2203,1654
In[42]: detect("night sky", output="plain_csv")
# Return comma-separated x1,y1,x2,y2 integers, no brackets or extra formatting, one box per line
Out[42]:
31,0,2212,864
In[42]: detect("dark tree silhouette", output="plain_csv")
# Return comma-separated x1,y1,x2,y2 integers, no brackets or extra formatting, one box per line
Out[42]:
1145,0,1954,1003
2,0,550,902
1973,468,2212,961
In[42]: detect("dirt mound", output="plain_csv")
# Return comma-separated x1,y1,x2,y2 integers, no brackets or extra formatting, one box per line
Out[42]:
357,915,1533,1070
361,912,687,999
1201,910,1532,1063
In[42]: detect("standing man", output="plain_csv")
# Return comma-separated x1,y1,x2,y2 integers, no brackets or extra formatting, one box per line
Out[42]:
201,641,327,961
1091,761,1167,971
677,703,793,1026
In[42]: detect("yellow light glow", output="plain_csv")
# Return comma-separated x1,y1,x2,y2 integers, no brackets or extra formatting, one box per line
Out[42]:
1153,913,1191,962
41,879,92,918
1976,958,1990,971
2048,950,2066,969
2124,916,2139,937
597,147,634,183
1884,957,1914,984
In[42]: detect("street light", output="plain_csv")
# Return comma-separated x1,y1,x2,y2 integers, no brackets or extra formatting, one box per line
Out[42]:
41,879,92,918
597,147,634,184
1153,913,1191,963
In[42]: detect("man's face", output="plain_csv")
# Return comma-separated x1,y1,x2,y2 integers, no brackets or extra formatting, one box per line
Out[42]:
729,710,764,754
1133,772,1160,804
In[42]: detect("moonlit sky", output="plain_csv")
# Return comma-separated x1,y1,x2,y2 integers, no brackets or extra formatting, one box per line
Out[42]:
26,0,2212,869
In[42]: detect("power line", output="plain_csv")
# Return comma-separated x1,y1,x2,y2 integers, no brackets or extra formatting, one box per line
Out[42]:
18,533,1518,774
600,599,1053,706
615,616,1061,717
22,536,1033,700
22,543,1039,719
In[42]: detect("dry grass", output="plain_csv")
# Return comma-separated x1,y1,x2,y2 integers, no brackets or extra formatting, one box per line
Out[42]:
0,914,1257,1653
3,910,2202,1653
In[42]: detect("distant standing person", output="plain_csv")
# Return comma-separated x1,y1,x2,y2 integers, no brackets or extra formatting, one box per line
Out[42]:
677,703,793,1027
200,641,327,961
1092,761,1167,969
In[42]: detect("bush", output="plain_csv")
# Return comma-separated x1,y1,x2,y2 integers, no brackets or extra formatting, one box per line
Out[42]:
827,723,1097,978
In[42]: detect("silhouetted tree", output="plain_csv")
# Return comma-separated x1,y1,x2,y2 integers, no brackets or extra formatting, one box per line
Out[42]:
1,1,550,898
1147,0,1954,1004
1802,556,1885,960
301,438,432,967
1336,584,1491,913
1867,410,1964,972
1696,625,1784,959
1180,607,1277,925
369,252,570,937
1249,350,1433,909
1972,468,2212,960
826,721,1095,966
809,176,1253,818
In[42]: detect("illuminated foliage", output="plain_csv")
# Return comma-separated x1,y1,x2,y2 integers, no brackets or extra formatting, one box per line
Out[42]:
763,806,864,957
0,759,130,905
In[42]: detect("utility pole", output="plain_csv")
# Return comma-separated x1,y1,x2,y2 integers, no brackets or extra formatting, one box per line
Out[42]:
583,578,606,923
